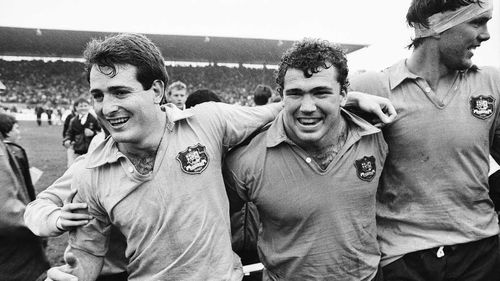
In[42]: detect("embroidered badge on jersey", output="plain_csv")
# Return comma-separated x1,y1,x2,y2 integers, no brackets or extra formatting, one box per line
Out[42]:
176,143,209,174
354,156,376,182
470,95,495,120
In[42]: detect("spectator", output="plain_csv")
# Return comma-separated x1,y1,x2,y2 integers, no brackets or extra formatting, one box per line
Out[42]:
63,97,100,158
0,112,50,281
34,103,44,126
166,81,188,109
62,104,76,168
252,84,273,105
45,101,54,125
185,88,221,108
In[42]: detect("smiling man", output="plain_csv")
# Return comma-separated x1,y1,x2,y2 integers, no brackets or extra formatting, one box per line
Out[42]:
43,33,399,281
224,39,387,280
350,0,500,280
45,33,284,281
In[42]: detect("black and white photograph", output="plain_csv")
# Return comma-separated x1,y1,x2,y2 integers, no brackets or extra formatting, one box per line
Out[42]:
1,0,500,280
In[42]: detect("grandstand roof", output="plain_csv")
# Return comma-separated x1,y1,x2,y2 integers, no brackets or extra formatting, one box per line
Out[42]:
0,26,367,65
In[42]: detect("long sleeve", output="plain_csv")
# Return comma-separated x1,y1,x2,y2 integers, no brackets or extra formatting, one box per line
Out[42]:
63,113,74,138
24,157,80,237
65,116,78,142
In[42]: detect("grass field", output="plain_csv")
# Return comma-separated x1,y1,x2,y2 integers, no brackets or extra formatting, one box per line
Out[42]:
18,120,69,266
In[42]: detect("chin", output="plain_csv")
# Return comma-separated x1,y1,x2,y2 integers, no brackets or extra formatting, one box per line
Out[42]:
109,132,128,143
295,132,321,144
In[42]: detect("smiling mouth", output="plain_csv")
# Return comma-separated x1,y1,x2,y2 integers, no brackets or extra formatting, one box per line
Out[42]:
297,117,321,126
107,117,129,127
467,45,479,54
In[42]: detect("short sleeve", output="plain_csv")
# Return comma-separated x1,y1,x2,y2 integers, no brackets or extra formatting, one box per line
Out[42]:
349,71,391,99
193,102,282,149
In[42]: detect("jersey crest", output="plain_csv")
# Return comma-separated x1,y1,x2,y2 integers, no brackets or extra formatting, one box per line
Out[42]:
355,156,376,182
470,95,495,120
176,143,209,174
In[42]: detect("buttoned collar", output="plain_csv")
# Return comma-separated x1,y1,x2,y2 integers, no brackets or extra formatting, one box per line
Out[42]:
387,59,478,90
266,108,381,148
86,103,193,169
387,59,420,90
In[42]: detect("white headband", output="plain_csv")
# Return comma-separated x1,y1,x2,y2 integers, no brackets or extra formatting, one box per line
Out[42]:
414,0,493,38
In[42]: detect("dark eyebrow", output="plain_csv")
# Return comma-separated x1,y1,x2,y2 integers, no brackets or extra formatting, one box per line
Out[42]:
108,86,135,92
310,86,333,93
90,89,102,95
285,88,304,95
470,14,492,23
285,86,334,95
90,86,135,95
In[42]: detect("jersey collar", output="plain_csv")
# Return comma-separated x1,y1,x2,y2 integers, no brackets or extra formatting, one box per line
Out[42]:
86,104,193,168
265,108,381,148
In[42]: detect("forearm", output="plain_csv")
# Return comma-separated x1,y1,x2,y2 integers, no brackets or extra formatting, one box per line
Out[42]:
344,91,366,107
25,165,76,236
25,198,64,236
260,101,283,120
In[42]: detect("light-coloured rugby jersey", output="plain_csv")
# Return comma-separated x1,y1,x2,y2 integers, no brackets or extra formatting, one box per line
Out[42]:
224,109,388,281
24,156,128,275
69,102,282,281
350,60,500,266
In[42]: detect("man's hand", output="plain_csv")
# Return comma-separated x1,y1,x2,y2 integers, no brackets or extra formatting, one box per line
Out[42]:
56,190,92,231
83,128,94,137
45,252,79,281
345,91,397,126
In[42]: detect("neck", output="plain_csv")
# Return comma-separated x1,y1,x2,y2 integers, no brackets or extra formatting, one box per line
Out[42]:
407,43,458,90
118,115,167,174
118,116,166,157
303,117,348,170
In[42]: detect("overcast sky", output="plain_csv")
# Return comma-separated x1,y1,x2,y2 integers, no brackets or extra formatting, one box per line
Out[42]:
1,0,499,70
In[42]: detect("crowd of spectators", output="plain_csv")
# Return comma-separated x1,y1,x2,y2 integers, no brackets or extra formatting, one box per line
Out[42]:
0,59,277,107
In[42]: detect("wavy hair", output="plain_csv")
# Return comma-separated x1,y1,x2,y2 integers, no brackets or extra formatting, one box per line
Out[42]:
275,38,349,96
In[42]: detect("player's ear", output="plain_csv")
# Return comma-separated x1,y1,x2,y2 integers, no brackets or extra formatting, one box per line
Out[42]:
152,80,165,104
339,87,347,107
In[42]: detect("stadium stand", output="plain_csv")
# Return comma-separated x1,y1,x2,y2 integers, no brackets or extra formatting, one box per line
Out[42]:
0,27,366,110
0,59,276,106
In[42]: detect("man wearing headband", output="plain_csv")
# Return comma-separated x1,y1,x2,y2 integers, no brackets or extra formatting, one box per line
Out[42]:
350,0,500,280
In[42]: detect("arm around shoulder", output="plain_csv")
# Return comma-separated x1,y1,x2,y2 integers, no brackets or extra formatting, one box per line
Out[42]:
203,101,282,147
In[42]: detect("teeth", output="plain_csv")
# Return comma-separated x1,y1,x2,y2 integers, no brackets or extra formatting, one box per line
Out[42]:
298,118,319,125
108,117,129,126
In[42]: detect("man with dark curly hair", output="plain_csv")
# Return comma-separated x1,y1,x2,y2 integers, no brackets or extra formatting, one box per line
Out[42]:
224,38,387,280
350,0,500,280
